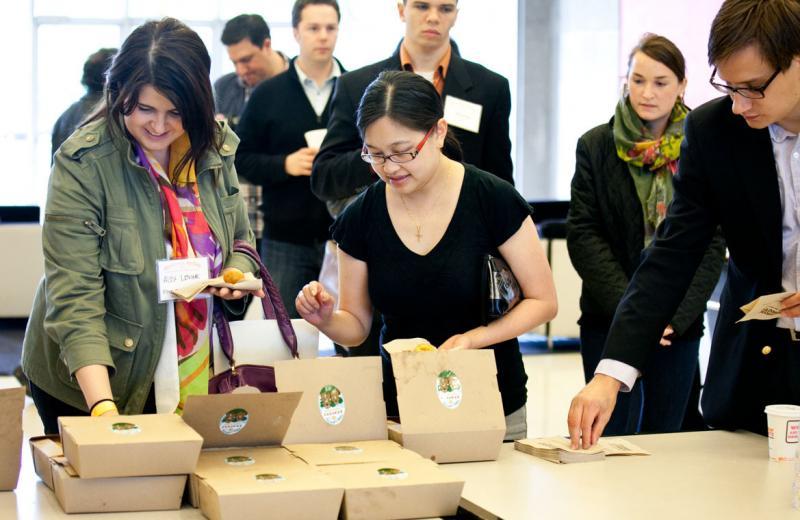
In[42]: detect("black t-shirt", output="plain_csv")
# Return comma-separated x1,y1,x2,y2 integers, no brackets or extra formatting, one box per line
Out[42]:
332,164,532,416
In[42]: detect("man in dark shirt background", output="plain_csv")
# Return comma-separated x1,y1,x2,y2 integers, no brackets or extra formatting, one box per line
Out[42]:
236,0,344,319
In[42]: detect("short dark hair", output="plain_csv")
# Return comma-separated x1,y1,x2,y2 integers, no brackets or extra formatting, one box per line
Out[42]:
292,0,341,28
627,33,686,82
708,0,800,71
82,48,117,93
357,70,463,161
101,18,218,177
221,14,271,47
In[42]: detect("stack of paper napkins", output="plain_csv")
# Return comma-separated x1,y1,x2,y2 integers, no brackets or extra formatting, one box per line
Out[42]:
514,436,650,464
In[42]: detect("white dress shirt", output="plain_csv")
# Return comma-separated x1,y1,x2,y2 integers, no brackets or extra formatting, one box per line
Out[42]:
294,59,341,117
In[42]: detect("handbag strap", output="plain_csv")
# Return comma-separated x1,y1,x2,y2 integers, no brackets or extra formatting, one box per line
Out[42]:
213,240,299,366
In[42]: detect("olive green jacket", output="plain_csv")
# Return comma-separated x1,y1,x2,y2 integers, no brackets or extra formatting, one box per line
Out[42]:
22,117,257,414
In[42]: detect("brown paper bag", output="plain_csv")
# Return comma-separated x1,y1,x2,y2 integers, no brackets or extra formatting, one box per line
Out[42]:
0,386,26,490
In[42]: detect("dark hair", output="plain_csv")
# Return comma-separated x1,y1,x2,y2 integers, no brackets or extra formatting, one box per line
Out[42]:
708,0,800,71
356,71,463,161
627,33,686,82
292,0,341,28
221,14,271,47
100,18,217,177
82,48,116,93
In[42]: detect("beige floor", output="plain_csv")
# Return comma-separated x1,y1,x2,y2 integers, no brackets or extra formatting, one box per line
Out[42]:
4,351,586,439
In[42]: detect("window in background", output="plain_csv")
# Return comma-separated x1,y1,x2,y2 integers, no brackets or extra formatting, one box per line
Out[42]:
10,0,518,209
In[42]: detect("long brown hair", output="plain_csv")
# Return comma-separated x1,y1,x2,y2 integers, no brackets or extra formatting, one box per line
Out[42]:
93,18,218,176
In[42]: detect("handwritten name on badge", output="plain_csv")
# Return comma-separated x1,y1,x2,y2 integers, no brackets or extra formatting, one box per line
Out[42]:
444,95,483,134
157,257,210,303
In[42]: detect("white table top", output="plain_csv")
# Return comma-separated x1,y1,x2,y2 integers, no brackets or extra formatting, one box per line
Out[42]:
448,430,798,520
5,430,797,519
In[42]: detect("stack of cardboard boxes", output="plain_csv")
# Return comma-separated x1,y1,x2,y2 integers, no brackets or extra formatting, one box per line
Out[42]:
30,414,203,513
28,342,508,518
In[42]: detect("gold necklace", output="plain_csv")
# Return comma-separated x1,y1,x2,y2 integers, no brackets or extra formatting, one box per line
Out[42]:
399,193,423,242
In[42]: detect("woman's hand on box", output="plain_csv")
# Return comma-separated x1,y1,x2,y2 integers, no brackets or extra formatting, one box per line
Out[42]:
439,334,473,351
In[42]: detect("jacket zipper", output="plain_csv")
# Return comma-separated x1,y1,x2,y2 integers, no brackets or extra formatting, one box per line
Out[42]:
45,214,107,237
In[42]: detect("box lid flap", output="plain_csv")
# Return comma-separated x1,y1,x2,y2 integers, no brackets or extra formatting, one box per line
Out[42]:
390,349,505,434
285,440,419,466
183,392,302,448
275,358,387,444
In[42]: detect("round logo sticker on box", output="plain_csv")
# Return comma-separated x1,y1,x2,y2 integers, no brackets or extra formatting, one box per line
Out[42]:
225,455,255,466
219,408,249,435
436,370,463,409
377,467,408,480
319,384,346,425
110,422,141,435
255,473,285,482
334,445,363,454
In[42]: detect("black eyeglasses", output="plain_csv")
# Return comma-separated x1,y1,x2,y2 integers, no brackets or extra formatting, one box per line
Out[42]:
709,67,781,99
360,126,435,165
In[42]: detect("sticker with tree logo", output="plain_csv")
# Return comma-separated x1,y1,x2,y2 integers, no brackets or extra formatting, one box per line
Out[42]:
436,370,463,409
110,422,141,435
333,445,363,454
225,455,255,466
219,408,249,435
255,473,285,482
377,467,408,480
318,384,346,425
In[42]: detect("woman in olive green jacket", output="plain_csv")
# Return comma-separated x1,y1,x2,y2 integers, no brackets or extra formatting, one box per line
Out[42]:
22,18,261,433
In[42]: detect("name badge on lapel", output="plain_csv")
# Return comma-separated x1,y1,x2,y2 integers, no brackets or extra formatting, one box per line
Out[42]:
444,95,483,134
157,257,210,303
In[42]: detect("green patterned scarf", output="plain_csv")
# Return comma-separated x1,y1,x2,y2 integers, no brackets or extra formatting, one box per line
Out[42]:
613,95,688,245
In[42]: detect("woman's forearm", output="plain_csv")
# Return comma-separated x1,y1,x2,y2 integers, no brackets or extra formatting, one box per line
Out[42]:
318,309,372,347
465,297,558,349
74,364,114,410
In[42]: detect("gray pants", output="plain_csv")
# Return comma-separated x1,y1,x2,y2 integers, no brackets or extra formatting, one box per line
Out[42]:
504,404,527,441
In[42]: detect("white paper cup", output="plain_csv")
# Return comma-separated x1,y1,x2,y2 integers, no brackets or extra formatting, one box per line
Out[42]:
765,404,800,461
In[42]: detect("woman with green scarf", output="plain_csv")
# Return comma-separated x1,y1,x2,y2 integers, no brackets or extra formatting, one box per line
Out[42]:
566,34,725,435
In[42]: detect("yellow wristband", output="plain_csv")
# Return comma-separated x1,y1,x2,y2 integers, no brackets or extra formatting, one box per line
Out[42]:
91,400,118,417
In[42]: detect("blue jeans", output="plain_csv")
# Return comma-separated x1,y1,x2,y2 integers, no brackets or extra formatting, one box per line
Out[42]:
580,326,699,435
261,238,326,319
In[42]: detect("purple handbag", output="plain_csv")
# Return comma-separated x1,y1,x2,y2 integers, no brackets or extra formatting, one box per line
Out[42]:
208,241,298,393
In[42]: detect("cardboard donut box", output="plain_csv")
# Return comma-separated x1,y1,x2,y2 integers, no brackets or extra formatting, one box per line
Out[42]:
273,356,465,520
31,413,203,514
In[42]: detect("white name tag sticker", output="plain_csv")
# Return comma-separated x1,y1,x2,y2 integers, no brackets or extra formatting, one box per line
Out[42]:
157,257,210,303
444,95,483,134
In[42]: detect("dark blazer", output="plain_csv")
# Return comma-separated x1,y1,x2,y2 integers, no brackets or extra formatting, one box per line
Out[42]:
310,41,513,209
603,96,784,429
566,117,725,338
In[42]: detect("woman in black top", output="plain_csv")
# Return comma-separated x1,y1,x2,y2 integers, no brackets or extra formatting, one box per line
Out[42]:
296,71,557,440
566,34,725,435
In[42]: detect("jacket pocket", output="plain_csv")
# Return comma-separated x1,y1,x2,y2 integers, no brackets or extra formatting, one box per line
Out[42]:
105,311,144,398
100,208,145,275
220,192,240,244
53,311,144,398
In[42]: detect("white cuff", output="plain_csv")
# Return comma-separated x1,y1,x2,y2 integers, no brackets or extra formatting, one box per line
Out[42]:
595,359,640,393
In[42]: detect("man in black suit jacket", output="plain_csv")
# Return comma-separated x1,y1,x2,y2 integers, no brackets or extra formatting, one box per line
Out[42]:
569,0,800,448
311,0,513,213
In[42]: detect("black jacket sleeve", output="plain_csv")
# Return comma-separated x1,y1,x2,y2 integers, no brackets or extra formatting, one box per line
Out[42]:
480,76,514,185
566,135,631,316
310,75,375,202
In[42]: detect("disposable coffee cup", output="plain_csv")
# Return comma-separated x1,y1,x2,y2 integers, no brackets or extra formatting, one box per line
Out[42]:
765,404,800,461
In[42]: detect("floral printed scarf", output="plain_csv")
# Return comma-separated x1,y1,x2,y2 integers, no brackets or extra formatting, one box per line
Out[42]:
613,95,689,244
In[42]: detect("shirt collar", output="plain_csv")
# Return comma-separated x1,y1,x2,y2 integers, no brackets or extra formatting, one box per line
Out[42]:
294,58,341,88
769,122,798,143
399,40,451,80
